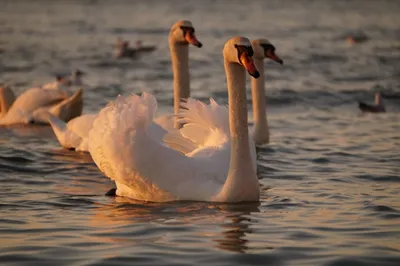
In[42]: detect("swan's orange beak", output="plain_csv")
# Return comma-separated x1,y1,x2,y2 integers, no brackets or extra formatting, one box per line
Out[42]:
266,50,283,64
185,31,203,48
240,53,260,78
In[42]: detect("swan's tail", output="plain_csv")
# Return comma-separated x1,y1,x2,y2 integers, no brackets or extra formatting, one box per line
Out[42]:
50,88,83,122
88,92,158,178
48,113,82,150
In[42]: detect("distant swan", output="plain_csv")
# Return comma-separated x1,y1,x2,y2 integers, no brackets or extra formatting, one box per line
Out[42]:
358,92,386,113
0,86,83,125
49,20,202,151
42,69,85,92
250,39,283,145
88,36,261,202
115,39,157,59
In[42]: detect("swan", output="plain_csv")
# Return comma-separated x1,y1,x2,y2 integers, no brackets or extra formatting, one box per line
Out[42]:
0,85,83,125
48,20,202,151
88,36,261,202
42,69,85,92
250,39,283,145
115,38,156,59
163,38,284,153
358,92,386,113
155,19,202,129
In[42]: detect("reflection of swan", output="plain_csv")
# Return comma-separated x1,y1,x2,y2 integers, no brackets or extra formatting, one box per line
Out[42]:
88,199,260,254
250,39,283,145
49,20,202,151
88,36,260,202
359,92,386,113
0,86,83,125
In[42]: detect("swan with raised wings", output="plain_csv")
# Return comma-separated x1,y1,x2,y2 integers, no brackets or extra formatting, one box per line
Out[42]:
250,39,283,145
48,20,202,151
88,36,260,202
0,85,83,125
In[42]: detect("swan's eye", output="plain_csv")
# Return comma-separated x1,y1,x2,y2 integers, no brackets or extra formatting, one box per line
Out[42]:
234,44,259,78
261,44,275,53
180,26,202,47
261,43,283,64
180,26,195,36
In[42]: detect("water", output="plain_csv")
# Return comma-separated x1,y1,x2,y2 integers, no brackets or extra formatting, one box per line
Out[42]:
1,0,399,265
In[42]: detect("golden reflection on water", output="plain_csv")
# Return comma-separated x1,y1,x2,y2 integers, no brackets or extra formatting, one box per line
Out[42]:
87,199,263,254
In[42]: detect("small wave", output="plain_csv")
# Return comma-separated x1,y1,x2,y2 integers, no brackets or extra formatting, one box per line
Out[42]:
355,174,399,182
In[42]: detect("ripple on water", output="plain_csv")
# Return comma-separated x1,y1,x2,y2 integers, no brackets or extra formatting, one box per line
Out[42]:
1,0,400,266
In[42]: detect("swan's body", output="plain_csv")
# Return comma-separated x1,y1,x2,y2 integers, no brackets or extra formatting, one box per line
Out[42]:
359,92,386,113
115,39,156,59
250,39,283,145
50,20,202,151
0,86,83,125
88,36,260,202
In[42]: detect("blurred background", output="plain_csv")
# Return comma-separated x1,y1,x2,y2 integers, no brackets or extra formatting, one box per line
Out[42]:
1,0,399,114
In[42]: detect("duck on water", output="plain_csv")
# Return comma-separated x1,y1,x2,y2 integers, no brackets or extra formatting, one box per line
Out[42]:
358,92,386,113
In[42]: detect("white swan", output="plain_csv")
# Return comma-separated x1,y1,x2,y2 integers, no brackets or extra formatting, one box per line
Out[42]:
48,20,202,151
0,86,83,125
250,39,283,145
42,69,85,92
88,36,260,202
155,19,202,130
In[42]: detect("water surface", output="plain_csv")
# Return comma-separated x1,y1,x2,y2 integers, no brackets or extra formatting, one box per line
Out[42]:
0,0,399,265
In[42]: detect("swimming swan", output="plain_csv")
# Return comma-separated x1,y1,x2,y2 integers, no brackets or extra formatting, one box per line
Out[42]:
0,86,83,125
358,92,386,113
250,39,283,145
88,36,261,202
42,69,85,92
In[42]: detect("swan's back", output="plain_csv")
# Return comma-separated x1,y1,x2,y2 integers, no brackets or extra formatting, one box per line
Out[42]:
67,114,97,138
9,88,67,113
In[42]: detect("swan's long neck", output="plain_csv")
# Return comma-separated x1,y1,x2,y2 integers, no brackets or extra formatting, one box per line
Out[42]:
71,75,83,86
0,87,15,119
251,58,269,144
170,40,190,128
217,61,259,202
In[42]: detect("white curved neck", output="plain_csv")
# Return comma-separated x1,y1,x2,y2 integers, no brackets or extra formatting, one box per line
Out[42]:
217,61,259,202
0,87,15,118
251,59,269,144
169,38,190,128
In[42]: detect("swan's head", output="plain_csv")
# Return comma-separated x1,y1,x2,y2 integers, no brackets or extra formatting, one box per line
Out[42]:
170,20,203,48
73,69,85,77
224,36,260,78
251,39,283,64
